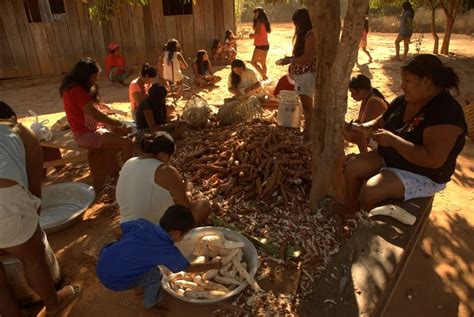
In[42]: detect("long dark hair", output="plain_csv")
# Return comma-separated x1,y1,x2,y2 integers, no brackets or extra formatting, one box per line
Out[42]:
364,18,369,33
140,131,175,155
401,54,460,95
195,50,209,75
140,63,157,78
211,39,221,51
59,57,100,97
165,39,181,64
402,1,414,13
230,59,245,89
225,29,235,40
144,84,168,125
253,7,271,33
349,74,387,103
292,8,313,58
0,101,16,119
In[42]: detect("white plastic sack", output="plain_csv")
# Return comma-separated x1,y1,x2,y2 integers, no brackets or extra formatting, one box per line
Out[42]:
28,110,52,141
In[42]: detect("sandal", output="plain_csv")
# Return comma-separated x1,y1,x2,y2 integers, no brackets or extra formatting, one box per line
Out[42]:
37,284,82,317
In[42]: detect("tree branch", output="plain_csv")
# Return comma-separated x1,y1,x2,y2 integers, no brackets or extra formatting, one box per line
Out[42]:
453,0,460,18
439,0,448,15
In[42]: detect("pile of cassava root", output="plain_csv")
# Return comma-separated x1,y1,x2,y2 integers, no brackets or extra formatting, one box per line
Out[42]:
173,121,345,315
166,232,260,300
176,120,311,207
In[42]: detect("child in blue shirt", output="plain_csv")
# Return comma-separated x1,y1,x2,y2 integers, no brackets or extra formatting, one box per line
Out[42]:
96,204,222,308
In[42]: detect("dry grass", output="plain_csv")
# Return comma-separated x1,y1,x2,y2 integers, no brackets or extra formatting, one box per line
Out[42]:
370,8,474,35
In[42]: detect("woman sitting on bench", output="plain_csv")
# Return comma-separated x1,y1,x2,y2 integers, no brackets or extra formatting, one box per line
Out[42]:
342,54,467,219
343,74,388,153
60,57,134,163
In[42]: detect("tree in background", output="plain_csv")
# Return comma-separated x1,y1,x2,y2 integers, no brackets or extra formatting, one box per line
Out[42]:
370,0,471,55
439,0,462,54
426,0,440,54
87,0,151,22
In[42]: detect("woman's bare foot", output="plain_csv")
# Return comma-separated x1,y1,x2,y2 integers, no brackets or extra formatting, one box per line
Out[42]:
37,284,82,317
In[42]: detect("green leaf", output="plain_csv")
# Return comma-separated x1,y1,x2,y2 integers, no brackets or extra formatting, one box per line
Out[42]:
210,214,302,260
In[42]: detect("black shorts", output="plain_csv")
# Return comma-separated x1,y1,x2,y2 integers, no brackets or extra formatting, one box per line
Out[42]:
255,45,270,51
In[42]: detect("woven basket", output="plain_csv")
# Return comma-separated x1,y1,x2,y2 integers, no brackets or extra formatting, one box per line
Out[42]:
464,102,474,140
217,95,263,125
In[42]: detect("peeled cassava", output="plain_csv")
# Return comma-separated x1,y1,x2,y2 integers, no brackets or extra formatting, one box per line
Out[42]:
167,233,261,300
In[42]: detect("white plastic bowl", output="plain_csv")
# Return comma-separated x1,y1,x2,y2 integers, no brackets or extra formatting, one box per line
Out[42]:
161,226,259,304
39,182,95,233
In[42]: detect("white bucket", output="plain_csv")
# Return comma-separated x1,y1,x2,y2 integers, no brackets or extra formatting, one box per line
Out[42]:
1,230,62,305
277,90,302,128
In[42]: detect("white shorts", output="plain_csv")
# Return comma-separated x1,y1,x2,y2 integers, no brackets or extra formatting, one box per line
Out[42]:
294,72,315,97
0,185,41,249
381,167,446,201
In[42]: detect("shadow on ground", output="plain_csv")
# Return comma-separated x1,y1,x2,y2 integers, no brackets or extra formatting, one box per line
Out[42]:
386,211,474,316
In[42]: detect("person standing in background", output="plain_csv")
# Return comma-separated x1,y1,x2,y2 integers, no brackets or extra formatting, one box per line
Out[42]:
250,7,271,80
276,8,316,141
359,17,373,63
395,1,415,61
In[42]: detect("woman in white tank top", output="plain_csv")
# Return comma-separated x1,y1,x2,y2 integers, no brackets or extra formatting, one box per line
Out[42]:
116,131,211,225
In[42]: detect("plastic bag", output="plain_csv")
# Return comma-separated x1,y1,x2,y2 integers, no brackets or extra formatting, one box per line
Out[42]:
28,110,53,141
182,95,211,128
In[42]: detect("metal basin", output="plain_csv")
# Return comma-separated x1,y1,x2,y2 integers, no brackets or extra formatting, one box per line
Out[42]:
161,226,259,304
39,182,95,233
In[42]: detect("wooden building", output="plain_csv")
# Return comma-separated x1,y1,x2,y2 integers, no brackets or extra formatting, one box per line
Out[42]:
0,0,236,79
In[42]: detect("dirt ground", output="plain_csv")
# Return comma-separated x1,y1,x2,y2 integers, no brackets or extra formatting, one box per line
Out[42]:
1,24,473,316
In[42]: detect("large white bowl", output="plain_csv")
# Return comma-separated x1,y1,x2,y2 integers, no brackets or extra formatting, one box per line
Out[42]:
39,182,95,233
161,226,259,304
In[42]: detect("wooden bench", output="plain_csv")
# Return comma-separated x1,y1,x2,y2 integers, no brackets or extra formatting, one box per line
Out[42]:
41,130,120,189
40,130,88,168
299,196,434,317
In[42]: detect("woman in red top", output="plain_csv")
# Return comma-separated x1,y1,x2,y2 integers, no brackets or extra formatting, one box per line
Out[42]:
105,43,135,85
60,57,134,161
129,63,157,119
250,7,271,80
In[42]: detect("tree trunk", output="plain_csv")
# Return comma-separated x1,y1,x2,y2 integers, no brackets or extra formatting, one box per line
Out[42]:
441,16,454,54
427,0,439,54
439,0,461,55
309,0,369,208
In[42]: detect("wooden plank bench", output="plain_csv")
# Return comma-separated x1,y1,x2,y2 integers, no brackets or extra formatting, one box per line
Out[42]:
40,130,88,168
41,130,120,189
299,196,434,317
